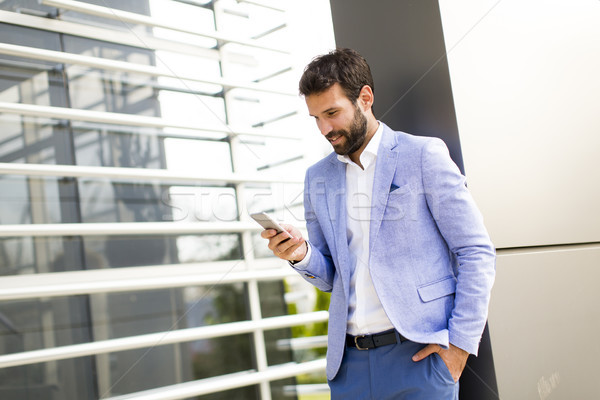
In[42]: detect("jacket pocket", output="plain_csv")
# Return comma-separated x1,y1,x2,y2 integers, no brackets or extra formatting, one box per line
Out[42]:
417,276,456,303
389,183,411,196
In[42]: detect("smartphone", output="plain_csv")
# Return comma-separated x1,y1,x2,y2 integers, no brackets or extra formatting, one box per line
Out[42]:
250,212,292,238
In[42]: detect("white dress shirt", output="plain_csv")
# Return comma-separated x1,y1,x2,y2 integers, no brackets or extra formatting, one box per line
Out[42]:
337,122,394,335
294,122,394,335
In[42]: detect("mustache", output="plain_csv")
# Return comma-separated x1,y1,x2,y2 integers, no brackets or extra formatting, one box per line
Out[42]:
326,130,346,140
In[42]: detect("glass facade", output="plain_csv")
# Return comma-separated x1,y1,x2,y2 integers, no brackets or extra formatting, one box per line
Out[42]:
0,1,331,399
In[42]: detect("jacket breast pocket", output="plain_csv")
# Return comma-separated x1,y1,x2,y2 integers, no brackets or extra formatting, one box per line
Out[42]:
389,183,411,197
417,276,456,303
384,183,413,221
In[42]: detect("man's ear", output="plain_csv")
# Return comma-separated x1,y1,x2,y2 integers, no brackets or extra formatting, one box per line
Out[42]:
357,85,374,111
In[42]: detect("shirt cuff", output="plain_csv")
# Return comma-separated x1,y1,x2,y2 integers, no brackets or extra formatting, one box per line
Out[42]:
288,241,312,269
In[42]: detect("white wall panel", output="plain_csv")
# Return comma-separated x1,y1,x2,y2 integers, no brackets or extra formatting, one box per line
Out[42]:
489,245,600,399
439,0,600,248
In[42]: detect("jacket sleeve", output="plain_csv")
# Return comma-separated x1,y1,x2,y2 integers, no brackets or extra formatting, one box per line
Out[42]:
421,138,496,355
290,168,336,292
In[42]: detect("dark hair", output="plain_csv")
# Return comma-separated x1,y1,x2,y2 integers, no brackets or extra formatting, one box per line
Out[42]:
298,48,374,103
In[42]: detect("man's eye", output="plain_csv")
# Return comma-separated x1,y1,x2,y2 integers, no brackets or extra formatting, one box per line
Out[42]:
328,111,337,116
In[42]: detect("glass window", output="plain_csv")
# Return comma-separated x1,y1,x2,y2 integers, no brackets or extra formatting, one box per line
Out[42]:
0,357,96,400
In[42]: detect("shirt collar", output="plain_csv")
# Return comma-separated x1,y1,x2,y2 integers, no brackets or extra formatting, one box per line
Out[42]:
337,121,383,168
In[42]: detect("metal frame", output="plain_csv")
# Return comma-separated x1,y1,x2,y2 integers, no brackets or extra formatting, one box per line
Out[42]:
211,1,274,394
0,102,301,140
0,162,301,184
0,10,226,62
0,312,328,369
104,359,326,400
0,259,294,300
40,0,287,53
0,221,260,237
0,43,293,96
237,0,286,13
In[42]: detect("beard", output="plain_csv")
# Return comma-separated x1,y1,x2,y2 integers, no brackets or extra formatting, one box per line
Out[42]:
325,105,368,156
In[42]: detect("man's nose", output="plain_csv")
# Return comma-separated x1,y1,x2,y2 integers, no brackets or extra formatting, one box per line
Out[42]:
317,120,332,136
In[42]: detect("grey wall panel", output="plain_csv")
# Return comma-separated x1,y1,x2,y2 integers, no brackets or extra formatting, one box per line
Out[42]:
489,245,600,399
438,0,600,249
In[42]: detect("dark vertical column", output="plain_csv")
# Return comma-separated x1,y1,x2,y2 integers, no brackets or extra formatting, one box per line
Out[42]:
328,1,498,398
329,0,464,173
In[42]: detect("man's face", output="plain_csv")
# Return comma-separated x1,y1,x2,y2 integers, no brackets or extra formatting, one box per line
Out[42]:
305,83,367,156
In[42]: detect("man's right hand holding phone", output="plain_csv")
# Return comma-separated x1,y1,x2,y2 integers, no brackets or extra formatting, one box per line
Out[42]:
261,224,308,263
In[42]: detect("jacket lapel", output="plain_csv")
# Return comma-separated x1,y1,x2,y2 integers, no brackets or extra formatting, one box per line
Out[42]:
325,156,351,296
369,125,399,256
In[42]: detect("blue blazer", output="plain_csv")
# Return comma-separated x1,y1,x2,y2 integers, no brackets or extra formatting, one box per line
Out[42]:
293,124,496,380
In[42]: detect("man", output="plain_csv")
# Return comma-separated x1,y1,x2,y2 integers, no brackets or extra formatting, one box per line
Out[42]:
261,48,495,399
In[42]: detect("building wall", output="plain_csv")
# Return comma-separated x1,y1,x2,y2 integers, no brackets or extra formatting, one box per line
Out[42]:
439,1,600,398
329,0,600,398
0,1,335,399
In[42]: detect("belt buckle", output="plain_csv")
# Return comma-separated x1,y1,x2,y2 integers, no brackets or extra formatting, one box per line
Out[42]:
354,335,369,350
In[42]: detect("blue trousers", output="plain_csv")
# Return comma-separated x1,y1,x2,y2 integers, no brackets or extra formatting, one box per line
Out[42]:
328,333,459,400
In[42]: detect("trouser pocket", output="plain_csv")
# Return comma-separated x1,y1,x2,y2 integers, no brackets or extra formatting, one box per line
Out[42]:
430,353,456,384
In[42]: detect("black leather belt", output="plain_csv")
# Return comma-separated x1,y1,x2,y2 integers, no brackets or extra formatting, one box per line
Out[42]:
346,329,407,350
